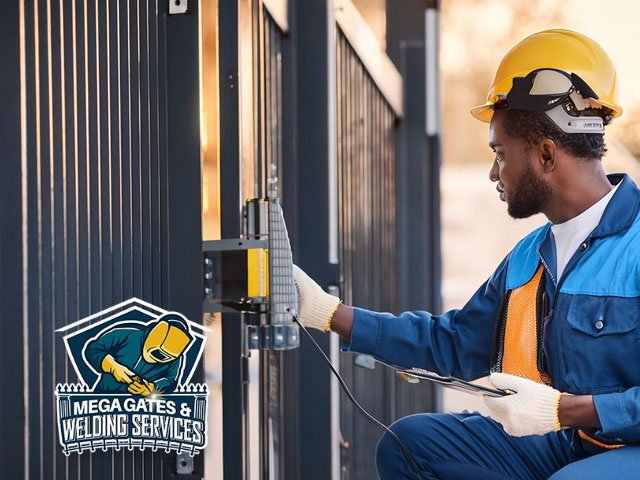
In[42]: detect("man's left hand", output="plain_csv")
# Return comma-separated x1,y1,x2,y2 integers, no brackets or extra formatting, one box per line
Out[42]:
127,378,156,396
483,372,562,437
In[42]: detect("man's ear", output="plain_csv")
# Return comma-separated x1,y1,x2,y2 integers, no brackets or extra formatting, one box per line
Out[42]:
538,139,557,173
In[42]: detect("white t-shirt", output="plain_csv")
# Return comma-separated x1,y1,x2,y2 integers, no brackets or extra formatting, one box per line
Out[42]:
551,183,619,279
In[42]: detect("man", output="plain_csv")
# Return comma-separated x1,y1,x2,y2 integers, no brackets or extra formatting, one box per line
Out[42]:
294,30,640,479
84,312,194,395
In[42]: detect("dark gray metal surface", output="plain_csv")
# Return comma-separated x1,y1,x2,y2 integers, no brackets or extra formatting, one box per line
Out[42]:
0,2,24,479
218,0,245,476
4,1,202,478
291,1,337,479
388,0,442,315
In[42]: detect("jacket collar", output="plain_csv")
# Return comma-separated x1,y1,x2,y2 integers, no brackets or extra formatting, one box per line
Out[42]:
534,174,639,287
590,174,640,238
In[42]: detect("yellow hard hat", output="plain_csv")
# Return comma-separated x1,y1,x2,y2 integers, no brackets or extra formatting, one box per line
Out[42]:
470,29,622,122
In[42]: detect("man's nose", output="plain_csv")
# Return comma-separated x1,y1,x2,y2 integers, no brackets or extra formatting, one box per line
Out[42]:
488,160,499,182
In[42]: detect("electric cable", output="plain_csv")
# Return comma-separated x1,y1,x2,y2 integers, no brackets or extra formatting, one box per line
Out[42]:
292,315,427,480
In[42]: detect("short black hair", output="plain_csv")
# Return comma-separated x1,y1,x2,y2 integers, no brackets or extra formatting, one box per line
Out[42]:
502,108,608,160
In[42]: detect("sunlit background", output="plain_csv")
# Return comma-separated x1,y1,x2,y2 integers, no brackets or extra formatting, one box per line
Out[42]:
439,0,640,412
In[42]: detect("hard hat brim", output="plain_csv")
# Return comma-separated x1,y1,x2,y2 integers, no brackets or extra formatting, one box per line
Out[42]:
470,99,623,124
469,103,495,123
592,98,623,118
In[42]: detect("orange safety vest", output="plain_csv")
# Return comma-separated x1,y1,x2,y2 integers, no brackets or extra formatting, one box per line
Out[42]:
491,264,624,449
490,264,550,385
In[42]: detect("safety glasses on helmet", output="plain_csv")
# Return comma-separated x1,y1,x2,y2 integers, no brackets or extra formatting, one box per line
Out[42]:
494,69,608,134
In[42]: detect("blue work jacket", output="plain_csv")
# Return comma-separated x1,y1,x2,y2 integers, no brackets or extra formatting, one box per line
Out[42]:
84,323,183,393
344,173,640,444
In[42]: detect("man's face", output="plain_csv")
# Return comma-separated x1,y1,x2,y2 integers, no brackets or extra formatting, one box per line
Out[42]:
488,111,552,219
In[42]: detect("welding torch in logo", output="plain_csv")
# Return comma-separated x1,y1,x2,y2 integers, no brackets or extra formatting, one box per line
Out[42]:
84,313,194,395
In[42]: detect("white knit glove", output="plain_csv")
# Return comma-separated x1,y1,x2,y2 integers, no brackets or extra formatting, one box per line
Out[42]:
292,264,341,332
483,372,562,437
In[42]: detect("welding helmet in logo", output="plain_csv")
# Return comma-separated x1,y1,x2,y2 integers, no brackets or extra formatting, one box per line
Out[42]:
143,313,194,364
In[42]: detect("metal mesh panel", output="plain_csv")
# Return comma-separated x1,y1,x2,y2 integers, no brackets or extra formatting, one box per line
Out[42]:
336,28,400,480
336,31,398,312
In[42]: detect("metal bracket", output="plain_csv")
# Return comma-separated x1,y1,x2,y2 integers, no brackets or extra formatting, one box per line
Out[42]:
246,323,299,350
354,354,376,370
202,239,269,313
176,452,194,474
169,0,188,15
203,238,267,252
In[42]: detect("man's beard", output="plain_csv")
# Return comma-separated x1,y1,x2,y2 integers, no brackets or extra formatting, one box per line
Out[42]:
506,161,552,219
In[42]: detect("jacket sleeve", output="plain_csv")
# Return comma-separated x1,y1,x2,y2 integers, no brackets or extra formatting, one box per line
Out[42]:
341,255,508,381
593,389,640,442
84,328,133,373
153,359,182,392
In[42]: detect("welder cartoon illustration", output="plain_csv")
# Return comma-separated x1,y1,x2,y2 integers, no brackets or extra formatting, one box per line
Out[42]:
84,312,194,395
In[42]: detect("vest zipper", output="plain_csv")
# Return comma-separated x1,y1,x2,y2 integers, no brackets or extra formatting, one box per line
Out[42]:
490,290,511,372
536,286,548,377
539,236,593,385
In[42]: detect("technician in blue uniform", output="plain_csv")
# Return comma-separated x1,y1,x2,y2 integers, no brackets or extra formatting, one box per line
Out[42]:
84,312,194,395
294,30,640,479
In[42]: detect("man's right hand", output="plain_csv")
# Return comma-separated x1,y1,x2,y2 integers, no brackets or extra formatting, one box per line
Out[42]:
101,354,135,384
293,265,342,332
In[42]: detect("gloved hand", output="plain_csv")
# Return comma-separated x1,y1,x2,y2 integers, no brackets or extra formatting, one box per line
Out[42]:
483,372,563,437
127,378,156,396
292,264,341,332
101,354,135,384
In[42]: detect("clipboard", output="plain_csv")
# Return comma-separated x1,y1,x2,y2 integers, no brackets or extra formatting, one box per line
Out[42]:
395,367,510,397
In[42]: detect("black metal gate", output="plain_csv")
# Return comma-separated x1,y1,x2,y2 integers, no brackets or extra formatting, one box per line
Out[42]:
335,25,437,480
0,1,442,479
1,1,202,478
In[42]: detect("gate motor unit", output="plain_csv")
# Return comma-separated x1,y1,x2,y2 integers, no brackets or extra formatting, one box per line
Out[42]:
202,180,299,351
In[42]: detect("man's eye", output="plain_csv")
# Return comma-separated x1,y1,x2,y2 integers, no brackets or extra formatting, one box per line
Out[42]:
494,153,504,162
